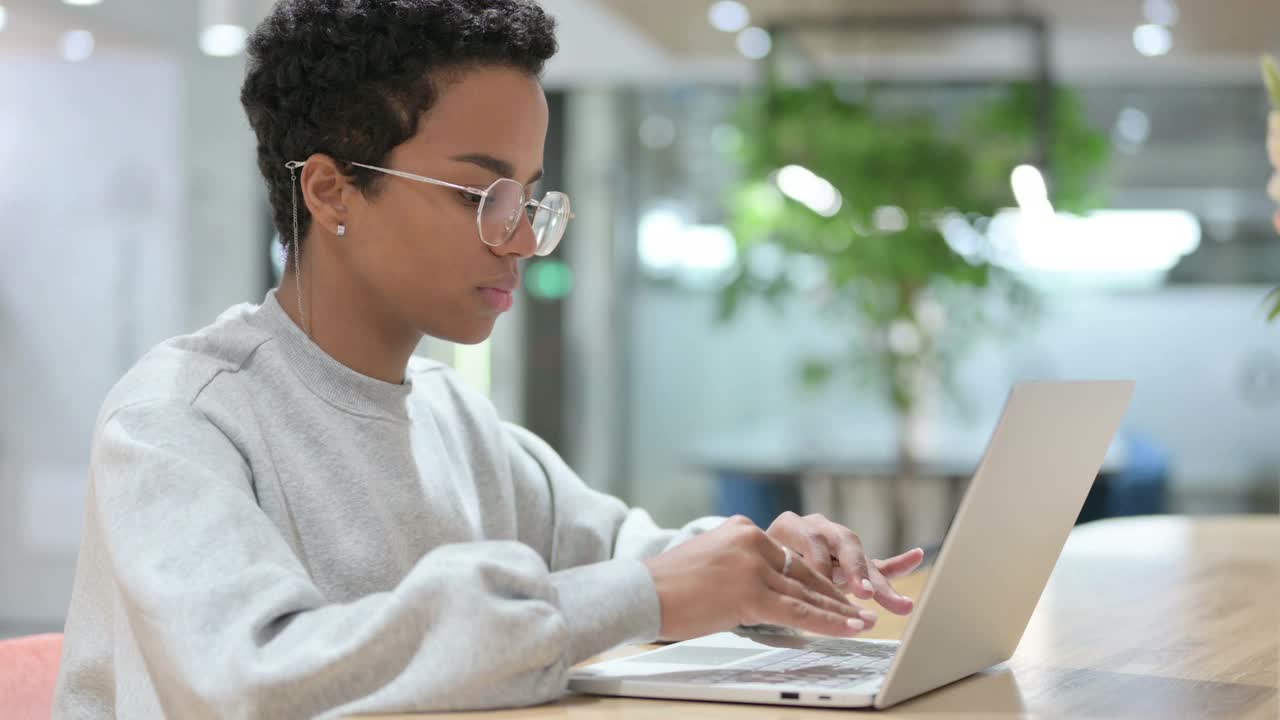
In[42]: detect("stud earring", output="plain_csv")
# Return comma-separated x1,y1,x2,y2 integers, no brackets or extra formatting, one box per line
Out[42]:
337,224,347,237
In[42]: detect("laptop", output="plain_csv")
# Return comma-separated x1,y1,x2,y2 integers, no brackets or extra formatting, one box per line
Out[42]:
570,380,1135,709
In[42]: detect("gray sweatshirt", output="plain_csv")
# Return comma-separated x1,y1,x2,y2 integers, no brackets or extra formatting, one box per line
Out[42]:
53,290,722,719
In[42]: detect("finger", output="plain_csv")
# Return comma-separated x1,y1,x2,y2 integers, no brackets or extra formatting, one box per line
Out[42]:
801,531,834,582
866,561,915,615
826,528,876,600
873,548,926,579
761,591,866,638
768,573,872,626
767,513,834,581
781,550,857,608
799,514,838,581
771,574,881,632
759,533,791,575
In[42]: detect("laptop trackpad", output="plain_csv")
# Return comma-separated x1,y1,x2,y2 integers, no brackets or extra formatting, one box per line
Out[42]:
620,646,771,666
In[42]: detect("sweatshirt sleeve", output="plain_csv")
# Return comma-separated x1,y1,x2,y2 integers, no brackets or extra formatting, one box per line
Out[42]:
503,422,726,569
83,400,659,718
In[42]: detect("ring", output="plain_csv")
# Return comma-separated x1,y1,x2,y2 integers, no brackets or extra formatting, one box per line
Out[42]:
781,547,794,577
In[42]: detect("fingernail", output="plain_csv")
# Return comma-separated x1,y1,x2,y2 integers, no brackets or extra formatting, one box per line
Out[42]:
846,619,864,631
833,569,847,586
859,609,878,623
862,579,875,593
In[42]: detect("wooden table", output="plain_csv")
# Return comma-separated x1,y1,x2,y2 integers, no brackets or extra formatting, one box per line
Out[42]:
372,516,1278,719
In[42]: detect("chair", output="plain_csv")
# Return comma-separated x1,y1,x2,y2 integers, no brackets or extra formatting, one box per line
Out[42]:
0,633,63,720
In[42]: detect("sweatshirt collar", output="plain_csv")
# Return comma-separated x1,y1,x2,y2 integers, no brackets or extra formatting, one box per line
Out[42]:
254,289,413,421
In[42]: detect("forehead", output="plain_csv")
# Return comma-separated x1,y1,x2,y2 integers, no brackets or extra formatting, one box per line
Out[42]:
399,66,549,177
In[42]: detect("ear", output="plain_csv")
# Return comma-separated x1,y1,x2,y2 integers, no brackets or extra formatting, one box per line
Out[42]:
299,154,351,237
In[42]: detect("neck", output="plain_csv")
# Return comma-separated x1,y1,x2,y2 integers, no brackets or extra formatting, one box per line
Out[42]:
277,257,420,385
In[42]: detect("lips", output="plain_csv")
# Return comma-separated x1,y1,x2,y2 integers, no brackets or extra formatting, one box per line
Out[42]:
478,271,519,312
479,287,514,312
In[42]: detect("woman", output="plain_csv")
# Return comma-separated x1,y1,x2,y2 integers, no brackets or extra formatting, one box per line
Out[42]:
52,1,923,717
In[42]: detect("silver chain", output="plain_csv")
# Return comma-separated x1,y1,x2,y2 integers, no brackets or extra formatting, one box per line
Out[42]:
286,161,308,335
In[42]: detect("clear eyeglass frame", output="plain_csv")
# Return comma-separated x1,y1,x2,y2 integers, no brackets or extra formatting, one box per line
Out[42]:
285,158,573,256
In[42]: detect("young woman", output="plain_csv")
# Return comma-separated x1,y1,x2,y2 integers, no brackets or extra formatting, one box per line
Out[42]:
52,1,923,716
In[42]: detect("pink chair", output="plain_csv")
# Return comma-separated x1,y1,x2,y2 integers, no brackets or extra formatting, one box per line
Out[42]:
0,633,63,720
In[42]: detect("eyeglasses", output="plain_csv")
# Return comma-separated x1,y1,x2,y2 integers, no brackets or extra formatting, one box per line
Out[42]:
285,159,573,256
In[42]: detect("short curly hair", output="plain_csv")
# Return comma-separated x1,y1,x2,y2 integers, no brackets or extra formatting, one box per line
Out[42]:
241,0,558,250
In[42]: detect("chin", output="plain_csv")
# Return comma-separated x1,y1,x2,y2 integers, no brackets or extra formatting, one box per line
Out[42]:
427,319,497,346
454,330,493,345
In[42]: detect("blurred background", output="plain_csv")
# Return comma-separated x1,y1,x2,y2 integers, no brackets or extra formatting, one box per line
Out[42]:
2,0,1278,638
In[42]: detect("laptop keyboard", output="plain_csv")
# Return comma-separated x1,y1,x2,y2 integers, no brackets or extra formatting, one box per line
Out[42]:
659,640,895,690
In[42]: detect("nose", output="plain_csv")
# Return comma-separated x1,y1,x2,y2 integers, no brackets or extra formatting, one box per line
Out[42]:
491,210,538,260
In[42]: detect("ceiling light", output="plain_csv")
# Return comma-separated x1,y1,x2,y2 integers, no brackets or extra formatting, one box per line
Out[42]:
991,209,1201,275
62,0,103,6
776,165,842,217
638,208,738,277
200,0,247,57
1116,106,1157,147
1133,24,1172,57
58,29,95,62
736,26,772,60
1010,164,1053,217
200,24,247,57
708,1,750,34
0,6,7,33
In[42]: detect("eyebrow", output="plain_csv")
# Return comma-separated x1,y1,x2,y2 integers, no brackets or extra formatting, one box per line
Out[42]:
452,153,544,186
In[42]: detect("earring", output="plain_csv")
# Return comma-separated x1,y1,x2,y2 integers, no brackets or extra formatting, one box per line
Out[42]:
286,160,309,335
337,224,347,237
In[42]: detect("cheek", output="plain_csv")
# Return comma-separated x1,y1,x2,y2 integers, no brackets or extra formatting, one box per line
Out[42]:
365,200,485,293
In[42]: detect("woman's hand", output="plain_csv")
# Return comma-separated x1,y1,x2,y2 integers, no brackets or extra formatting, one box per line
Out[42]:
764,511,925,616
643,516,879,642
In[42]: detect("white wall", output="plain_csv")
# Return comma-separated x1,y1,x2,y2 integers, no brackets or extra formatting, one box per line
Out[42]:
626,284,1280,526
0,53,185,625
182,54,264,331
0,49,262,629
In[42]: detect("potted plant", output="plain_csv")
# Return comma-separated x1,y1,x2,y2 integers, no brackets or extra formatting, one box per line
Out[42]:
719,79,1109,551
1262,54,1280,319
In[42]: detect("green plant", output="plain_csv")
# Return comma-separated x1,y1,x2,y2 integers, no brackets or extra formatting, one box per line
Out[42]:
1261,53,1280,106
720,80,1107,412
1261,53,1280,320
717,79,1109,550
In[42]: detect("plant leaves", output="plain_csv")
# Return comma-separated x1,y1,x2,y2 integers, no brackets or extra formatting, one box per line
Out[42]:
1263,54,1280,109
718,79,1110,401
800,360,835,389
1267,287,1280,322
